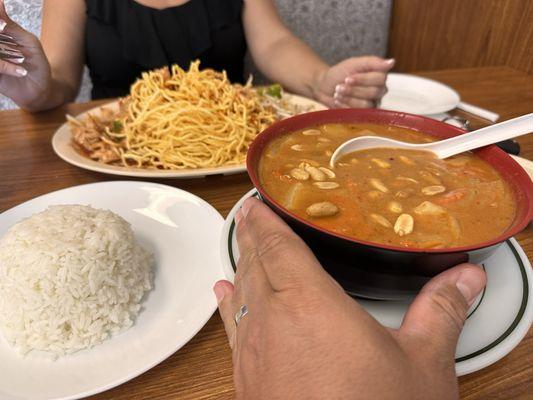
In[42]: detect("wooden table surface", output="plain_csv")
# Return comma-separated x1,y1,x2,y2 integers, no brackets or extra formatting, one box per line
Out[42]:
0,66,531,399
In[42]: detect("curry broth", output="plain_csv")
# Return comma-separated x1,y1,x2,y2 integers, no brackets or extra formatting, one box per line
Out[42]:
259,123,516,248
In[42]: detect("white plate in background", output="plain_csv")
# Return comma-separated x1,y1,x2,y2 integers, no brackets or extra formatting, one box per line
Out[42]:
380,73,461,115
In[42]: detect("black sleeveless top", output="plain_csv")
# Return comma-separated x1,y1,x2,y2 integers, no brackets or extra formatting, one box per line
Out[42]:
85,0,246,99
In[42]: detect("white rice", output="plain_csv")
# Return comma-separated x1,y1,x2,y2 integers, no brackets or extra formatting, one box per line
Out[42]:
0,205,153,356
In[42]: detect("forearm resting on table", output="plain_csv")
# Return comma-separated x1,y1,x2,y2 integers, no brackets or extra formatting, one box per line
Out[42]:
251,33,329,100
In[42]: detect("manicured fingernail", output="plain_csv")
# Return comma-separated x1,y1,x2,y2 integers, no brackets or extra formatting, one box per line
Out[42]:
334,90,345,99
213,282,226,304
456,269,485,306
385,58,395,65
15,67,27,76
235,209,243,225
0,20,6,32
334,92,346,102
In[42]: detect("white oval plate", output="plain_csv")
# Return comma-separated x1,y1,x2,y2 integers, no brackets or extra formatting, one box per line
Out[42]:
52,95,327,179
380,73,461,115
221,189,532,376
0,181,225,400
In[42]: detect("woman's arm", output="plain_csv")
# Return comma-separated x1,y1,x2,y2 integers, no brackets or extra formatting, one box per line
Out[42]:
38,0,86,109
242,0,326,99
0,0,85,111
242,0,393,108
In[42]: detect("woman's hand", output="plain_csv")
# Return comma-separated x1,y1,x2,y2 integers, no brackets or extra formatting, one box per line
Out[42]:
215,198,486,400
0,0,52,109
314,56,394,108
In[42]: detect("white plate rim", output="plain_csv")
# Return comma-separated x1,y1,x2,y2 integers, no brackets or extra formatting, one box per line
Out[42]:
454,237,532,375
380,73,461,115
52,95,327,179
220,188,532,376
0,181,225,400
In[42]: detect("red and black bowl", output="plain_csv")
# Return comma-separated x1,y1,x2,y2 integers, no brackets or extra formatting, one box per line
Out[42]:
246,109,533,299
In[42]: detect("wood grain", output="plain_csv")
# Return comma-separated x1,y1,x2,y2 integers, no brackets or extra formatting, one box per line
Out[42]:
388,0,533,73
0,67,531,399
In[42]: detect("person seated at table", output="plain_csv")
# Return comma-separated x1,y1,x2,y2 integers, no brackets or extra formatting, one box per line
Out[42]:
215,198,486,399
0,0,393,112
246,0,392,85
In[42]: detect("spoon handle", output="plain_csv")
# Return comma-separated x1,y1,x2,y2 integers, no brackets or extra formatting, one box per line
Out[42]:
432,113,533,158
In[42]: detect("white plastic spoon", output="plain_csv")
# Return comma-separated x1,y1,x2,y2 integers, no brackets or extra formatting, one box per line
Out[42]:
330,113,533,168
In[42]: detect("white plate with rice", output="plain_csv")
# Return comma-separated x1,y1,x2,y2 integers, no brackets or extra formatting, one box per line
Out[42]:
0,181,225,400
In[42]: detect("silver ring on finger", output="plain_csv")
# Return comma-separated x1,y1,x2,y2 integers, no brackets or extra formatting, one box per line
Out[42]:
234,304,248,326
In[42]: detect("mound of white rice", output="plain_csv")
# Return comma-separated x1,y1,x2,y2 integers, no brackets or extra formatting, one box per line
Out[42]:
0,205,153,356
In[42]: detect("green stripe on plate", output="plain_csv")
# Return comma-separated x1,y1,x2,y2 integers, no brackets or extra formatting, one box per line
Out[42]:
456,240,529,363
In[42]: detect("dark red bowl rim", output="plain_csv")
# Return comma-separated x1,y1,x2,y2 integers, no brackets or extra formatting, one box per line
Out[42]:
247,108,533,254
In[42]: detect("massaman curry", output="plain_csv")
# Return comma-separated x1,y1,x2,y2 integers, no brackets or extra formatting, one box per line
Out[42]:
259,123,516,249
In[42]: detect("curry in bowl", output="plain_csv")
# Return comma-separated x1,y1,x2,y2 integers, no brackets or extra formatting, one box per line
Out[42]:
259,123,516,249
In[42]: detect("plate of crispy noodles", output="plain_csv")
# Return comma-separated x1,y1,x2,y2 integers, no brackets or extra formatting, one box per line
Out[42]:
52,61,327,178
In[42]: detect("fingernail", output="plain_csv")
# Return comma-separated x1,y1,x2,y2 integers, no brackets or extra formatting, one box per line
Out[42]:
213,282,226,304
235,209,243,225
334,84,343,94
15,67,27,77
385,58,395,65
0,20,6,32
241,198,254,218
345,76,355,85
334,90,345,99
456,269,485,306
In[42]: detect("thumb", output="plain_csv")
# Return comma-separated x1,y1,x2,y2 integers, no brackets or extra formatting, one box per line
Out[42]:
214,280,237,349
399,264,486,358
0,0,13,28
0,0,9,32
0,0,36,47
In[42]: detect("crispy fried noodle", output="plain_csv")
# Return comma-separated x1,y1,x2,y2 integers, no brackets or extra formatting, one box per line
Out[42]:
68,61,304,170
